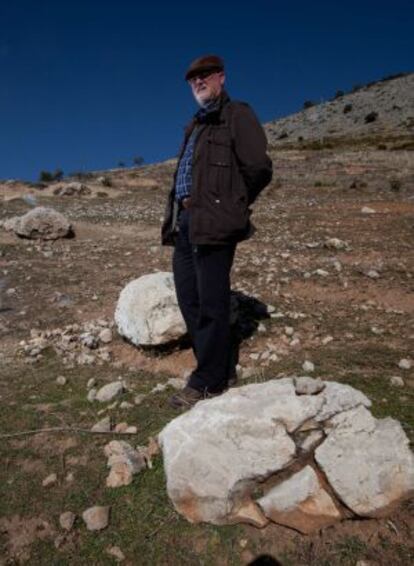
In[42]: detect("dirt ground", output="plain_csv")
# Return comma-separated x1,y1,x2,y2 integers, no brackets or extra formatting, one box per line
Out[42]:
0,143,413,564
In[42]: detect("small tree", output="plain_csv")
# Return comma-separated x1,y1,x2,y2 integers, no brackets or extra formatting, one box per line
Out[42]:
133,156,144,167
118,161,126,168
303,100,315,109
39,170,54,182
334,90,344,98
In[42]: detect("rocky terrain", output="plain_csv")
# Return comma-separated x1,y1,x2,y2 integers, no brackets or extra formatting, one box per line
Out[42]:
265,72,414,146
0,73,413,564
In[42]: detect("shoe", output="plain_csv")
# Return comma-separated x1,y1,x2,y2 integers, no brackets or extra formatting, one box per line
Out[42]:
169,386,219,410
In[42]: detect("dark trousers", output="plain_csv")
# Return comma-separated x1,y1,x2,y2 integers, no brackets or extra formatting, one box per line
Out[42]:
173,208,236,393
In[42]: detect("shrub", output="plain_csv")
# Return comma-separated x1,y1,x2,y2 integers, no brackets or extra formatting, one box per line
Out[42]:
364,111,378,123
389,178,401,192
133,156,144,167
334,90,344,98
278,132,288,139
343,104,353,114
303,100,315,109
38,168,63,183
118,161,126,168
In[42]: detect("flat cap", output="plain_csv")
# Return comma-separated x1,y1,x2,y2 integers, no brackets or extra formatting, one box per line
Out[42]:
185,54,224,81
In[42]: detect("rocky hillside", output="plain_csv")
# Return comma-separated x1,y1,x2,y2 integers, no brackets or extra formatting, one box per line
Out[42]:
265,73,414,146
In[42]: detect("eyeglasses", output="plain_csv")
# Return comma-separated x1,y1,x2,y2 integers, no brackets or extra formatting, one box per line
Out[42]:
188,70,221,85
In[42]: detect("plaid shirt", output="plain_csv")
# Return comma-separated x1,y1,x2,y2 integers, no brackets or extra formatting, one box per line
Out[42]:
174,99,220,203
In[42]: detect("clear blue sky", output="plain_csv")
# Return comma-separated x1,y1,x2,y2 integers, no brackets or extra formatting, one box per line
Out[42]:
1,0,413,181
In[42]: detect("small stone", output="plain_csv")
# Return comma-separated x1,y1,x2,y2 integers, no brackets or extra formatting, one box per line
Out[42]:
302,360,315,373
390,376,405,388
56,375,67,385
59,511,76,531
99,328,113,344
125,426,138,434
325,238,348,250
321,335,334,345
91,416,112,433
114,422,129,433
150,383,167,394
87,388,97,402
87,377,97,389
258,323,266,333
284,326,294,336
120,401,133,409
65,472,74,483
361,206,376,214
96,381,124,402
134,394,146,405
106,462,134,487
314,269,329,277
366,269,380,279
106,545,125,562
42,473,57,487
294,376,324,395
398,358,412,370
241,367,256,380
167,377,186,390
82,506,110,531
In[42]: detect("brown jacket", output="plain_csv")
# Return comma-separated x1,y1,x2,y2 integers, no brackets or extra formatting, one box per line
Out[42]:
161,90,272,246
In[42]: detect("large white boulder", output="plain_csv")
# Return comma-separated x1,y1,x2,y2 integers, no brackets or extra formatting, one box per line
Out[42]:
115,272,186,346
159,378,414,531
9,207,72,240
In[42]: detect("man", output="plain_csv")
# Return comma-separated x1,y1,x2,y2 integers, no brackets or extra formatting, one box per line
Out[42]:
161,55,272,409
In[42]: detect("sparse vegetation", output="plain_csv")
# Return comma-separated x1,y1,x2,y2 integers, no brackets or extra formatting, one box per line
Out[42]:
303,100,315,109
365,111,379,123
38,168,64,183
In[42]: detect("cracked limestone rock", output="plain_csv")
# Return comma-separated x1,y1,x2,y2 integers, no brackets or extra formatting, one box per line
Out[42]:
159,378,326,525
115,272,186,346
315,405,414,517
258,465,342,533
159,377,413,530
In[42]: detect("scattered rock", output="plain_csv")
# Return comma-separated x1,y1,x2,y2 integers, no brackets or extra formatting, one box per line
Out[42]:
115,272,186,346
91,416,112,433
56,375,67,386
324,238,348,250
302,360,315,373
398,358,412,370
54,182,91,197
82,506,110,531
96,381,124,402
166,378,186,390
104,440,146,487
87,388,97,402
366,269,380,279
390,375,405,388
42,473,57,487
59,511,76,531
99,328,113,344
258,466,342,533
106,545,125,562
